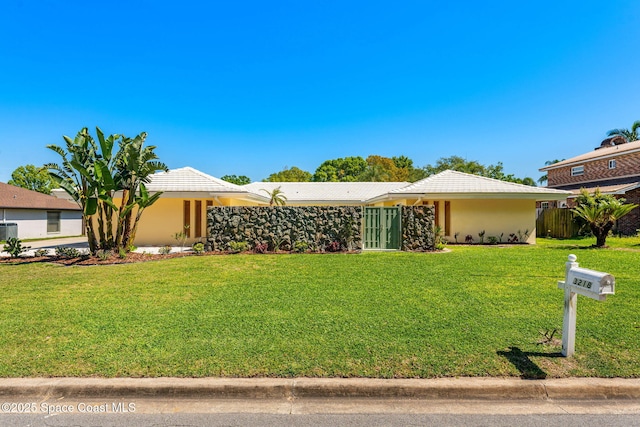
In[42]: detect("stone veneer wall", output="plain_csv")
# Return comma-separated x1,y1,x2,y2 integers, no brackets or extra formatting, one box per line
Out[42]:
206,206,363,252
206,205,436,252
402,205,435,251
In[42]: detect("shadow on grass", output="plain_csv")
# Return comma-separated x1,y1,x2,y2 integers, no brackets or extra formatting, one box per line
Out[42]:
497,346,563,379
541,245,609,252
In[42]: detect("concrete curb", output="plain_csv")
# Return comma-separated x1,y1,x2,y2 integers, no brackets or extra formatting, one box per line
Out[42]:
0,378,638,401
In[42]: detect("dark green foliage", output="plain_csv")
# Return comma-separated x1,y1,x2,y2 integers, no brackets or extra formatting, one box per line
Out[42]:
8,164,57,194
221,175,251,185
3,238,30,258
313,156,368,182
46,127,167,254
423,156,536,185
293,241,309,253
54,246,81,258
572,189,638,247
263,166,312,182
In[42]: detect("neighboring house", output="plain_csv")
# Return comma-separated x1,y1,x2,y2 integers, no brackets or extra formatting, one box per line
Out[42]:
539,138,640,235
51,167,571,247
0,182,82,240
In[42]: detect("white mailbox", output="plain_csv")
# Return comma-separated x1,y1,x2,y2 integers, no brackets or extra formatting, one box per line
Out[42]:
564,266,615,301
557,254,615,357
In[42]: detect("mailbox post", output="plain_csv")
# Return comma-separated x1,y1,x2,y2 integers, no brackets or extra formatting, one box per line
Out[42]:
557,254,615,357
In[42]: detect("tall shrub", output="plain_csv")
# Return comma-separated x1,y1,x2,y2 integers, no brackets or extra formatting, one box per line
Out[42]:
46,127,167,254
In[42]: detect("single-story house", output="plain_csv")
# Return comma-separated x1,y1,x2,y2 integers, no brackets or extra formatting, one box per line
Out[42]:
0,182,82,240
86,167,570,247
51,167,571,247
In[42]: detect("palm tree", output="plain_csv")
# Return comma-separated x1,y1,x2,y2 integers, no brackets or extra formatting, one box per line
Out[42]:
572,189,638,247
262,186,287,206
357,164,391,182
607,120,640,143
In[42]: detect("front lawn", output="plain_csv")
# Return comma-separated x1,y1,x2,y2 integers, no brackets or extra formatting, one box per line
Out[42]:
1,240,638,378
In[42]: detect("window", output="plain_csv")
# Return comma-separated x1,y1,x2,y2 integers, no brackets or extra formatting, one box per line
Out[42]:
571,166,584,176
541,202,549,209
195,200,202,238
183,200,191,237
609,159,616,169
444,201,451,236
47,211,60,233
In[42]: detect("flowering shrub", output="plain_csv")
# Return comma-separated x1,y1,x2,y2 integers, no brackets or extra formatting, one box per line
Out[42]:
254,243,269,254
326,241,341,252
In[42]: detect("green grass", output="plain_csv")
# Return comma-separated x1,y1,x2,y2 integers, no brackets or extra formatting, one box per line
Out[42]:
537,234,640,250
1,239,639,378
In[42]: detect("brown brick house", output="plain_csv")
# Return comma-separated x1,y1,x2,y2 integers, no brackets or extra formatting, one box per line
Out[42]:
539,137,640,235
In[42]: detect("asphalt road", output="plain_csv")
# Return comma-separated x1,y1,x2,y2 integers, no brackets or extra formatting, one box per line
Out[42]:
1,396,640,426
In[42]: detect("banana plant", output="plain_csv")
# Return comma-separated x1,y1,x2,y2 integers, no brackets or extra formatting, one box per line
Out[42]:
46,127,167,254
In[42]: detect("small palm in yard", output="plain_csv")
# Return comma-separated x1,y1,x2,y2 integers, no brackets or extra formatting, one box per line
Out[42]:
262,186,287,206
572,188,638,247
2,238,30,258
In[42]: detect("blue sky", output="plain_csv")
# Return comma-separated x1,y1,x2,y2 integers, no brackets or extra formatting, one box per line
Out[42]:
1,1,639,184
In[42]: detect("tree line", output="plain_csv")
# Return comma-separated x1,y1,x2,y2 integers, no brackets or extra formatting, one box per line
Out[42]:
222,155,537,186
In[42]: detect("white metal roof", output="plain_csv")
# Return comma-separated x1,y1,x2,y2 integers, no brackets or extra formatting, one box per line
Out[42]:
244,181,409,203
144,167,570,203
147,167,252,193
372,170,571,201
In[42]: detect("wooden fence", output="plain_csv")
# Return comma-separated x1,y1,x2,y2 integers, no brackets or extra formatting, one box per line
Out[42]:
536,208,580,238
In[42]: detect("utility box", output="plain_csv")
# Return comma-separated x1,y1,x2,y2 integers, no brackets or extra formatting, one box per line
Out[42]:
0,223,18,241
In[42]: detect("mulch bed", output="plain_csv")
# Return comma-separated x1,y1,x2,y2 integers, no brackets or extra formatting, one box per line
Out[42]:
0,252,192,266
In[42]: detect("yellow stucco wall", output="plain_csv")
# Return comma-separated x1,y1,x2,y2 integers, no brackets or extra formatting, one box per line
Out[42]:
442,199,536,244
133,198,189,246
129,195,537,246
133,197,229,246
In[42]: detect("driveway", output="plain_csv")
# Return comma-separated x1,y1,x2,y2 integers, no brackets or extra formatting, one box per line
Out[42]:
27,236,88,250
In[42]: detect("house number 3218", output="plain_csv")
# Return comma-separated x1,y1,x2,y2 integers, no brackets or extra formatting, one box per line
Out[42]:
572,277,593,289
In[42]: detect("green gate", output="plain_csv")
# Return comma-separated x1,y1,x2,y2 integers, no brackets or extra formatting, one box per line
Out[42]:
364,207,401,249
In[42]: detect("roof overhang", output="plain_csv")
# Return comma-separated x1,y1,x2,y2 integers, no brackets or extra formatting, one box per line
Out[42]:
566,182,640,198
539,144,640,172
366,191,571,204
275,199,366,206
